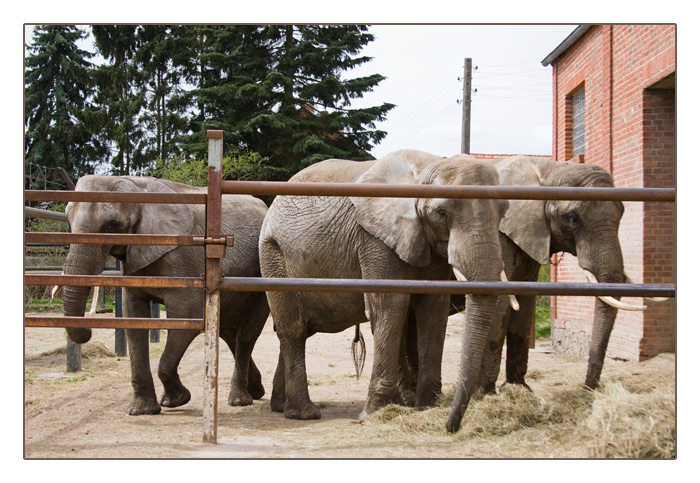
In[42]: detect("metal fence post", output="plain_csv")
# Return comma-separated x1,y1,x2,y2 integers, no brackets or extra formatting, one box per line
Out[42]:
203,130,224,444
150,302,160,343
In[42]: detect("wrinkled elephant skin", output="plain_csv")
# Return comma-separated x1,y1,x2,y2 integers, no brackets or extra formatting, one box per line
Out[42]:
62,175,269,415
259,150,507,424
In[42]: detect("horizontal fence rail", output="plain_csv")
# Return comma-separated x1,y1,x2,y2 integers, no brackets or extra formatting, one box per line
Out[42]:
25,274,204,289
222,180,676,202
24,316,203,330
25,190,206,204
219,277,675,298
25,232,228,247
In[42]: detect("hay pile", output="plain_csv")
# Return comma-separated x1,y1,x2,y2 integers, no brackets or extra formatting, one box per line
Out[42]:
365,357,675,458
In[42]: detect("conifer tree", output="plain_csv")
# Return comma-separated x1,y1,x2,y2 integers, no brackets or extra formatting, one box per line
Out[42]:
253,25,394,179
24,25,103,189
91,25,146,175
187,24,393,179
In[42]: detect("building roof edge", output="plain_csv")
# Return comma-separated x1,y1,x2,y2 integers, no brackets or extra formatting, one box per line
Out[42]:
541,25,592,67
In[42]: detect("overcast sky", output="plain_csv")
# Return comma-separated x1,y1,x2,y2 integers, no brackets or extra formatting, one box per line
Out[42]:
349,24,577,159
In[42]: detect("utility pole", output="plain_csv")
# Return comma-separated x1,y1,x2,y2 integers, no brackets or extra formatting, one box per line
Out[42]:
461,58,472,154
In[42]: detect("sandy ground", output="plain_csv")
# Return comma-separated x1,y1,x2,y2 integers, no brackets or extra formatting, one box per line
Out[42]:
23,311,675,460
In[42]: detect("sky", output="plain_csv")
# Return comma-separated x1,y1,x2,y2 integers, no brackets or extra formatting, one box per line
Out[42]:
348,24,576,158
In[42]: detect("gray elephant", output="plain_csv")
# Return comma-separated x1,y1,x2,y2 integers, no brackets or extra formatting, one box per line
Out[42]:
259,149,511,422
457,155,647,429
63,175,270,415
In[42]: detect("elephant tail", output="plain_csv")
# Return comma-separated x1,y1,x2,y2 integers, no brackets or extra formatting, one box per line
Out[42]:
351,324,366,379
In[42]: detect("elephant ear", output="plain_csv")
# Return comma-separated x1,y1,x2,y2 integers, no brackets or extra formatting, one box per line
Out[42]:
350,150,441,267
124,178,197,274
496,156,552,265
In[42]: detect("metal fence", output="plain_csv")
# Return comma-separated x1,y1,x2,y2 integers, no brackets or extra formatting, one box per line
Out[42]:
24,130,676,444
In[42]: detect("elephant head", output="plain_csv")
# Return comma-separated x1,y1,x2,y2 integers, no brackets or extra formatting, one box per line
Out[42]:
62,175,197,343
349,150,510,430
495,155,635,389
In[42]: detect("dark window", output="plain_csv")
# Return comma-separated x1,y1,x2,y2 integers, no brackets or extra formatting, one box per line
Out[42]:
572,88,585,156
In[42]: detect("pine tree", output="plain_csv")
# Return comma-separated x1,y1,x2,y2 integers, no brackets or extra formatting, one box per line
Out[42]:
135,25,194,162
24,25,104,189
186,24,393,179
250,25,394,178
92,25,146,175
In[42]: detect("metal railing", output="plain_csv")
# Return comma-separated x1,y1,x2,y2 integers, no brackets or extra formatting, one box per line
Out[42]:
24,131,676,444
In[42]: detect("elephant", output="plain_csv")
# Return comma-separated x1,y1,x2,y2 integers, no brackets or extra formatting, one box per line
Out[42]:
450,155,650,431
259,149,511,422
62,175,270,415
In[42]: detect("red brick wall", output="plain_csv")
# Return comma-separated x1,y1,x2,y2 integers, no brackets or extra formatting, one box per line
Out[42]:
549,25,675,361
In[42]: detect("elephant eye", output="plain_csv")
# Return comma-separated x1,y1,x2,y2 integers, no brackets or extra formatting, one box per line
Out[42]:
565,212,581,229
436,208,449,222
104,221,119,233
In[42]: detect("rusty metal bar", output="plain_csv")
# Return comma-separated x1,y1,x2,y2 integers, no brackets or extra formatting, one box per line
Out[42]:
25,274,204,289
24,206,69,222
24,316,204,330
24,232,215,246
222,180,675,202
203,129,224,444
220,277,675,298
24,190,206,204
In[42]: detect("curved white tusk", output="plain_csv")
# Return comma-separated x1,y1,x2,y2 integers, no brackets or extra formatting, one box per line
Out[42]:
500,270,520,311
453,267,468,282
624,271,670,303
583,269,647,311
51,271,63,300
453,267,519,311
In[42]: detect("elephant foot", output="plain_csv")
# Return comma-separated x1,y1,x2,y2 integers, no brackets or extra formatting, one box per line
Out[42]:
160,387,191,408
480,382,497,396
415,391,443,411
284,401,321,420
501,380,532,392
248,380,265,400
127,396,162,416
228,389,254,407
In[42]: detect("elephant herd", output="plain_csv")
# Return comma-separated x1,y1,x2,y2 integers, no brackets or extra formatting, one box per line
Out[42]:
61,149,647,433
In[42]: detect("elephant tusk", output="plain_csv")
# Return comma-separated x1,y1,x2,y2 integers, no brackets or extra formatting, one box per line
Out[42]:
500,270,520,311
453,267,468,282
452,267,519,311
51,272,62,300
624,271,670,303
583,269,647,311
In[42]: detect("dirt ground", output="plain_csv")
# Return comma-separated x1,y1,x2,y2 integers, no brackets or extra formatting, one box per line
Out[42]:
23,311,676,460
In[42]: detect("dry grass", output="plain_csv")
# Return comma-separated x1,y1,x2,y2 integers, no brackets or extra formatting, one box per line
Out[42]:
363,357,676,459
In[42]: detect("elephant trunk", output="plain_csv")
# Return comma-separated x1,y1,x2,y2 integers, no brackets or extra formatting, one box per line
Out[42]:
62,244,108,344
446,293,499,433
578,234,625,390
446,234,502,433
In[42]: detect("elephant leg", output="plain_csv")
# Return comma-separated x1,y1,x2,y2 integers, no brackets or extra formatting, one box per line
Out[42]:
124,293,161,415
270,349,286,413
157,328,198,408
220,327,265,404
359,293,410,421
504,295,537,389
395,313,417,407
412,293,449,409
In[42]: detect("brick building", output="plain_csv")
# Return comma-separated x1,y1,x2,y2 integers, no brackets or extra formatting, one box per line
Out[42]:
541,25,676,361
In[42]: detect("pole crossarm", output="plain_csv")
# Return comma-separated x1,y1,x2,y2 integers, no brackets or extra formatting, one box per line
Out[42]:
220,277,675,298
222,180,675,202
